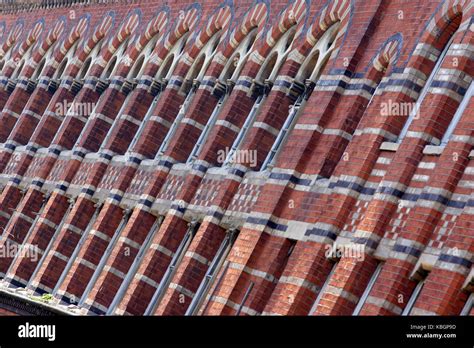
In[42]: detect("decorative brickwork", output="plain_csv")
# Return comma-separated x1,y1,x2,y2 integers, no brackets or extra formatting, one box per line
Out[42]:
0,0,472,317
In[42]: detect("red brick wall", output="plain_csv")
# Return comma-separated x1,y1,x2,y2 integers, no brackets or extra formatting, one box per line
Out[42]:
0,0,472,317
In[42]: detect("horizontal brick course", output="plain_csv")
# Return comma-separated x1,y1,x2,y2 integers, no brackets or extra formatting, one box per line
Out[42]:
0,0,472,318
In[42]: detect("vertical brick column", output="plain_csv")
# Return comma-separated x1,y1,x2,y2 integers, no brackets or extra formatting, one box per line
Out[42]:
0,187,46,277
411,192,473,316
105,6,271,314
0,80,60,171
115,213,191,315
204,1,395,314
4,194,71,288
360,98,474,315
55,202,129,304
263,241,333,315
24,110,107,294
313,254,379,315
81,208,162,315
120,0,354,314
0,18,65,143
46,9,204,304
359,259,418,315
29,196,97,295
203,229,292,315
261,69,387,316
79,84,209,313
0,85,34,143
1,13,136,290
412,264,471,316
115,82,258,314
312,38,472,314
154,205,229,315
302,71,384,178
0,20,42,111
0,16,95,234
236,68,297,168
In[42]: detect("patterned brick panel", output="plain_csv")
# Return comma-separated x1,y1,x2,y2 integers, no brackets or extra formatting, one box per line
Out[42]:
227,181,261,216
126,167,154,197
0,0,471,319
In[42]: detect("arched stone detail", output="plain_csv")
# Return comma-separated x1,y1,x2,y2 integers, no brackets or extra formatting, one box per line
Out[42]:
170,1,234,79
113,8,170,77
404,0,472,83
185,1,234,67
0,19,24,60
372,34,403,73
420,0,470,47
1,19,43,79
166,3,202,47
262,0,308,55
289,0,352,64
143,4,202,77
66,11,116,78
91,9,141,76
232,0,308,83
47,15,91,76
102,9,141,62
20,17,67,79
222,0,269,58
